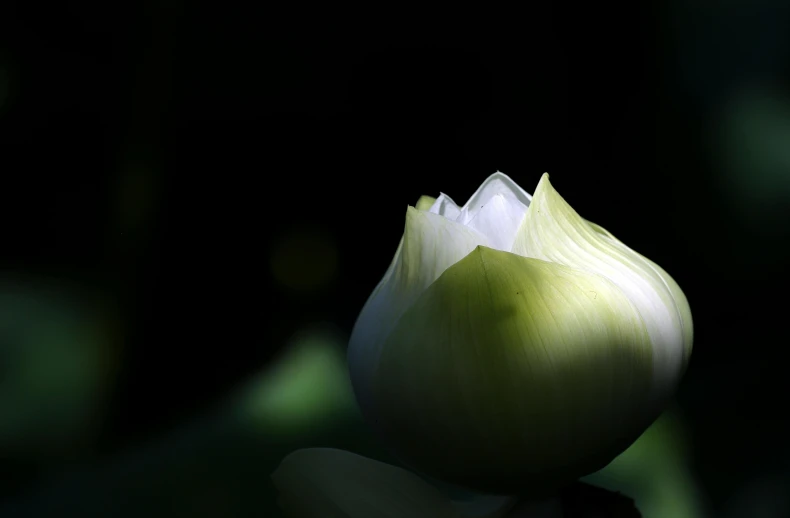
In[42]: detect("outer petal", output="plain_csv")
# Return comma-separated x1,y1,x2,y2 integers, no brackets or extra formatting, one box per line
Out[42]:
511,174,692,405
416,195,437,211
456,171,533,225
587,221,693,366
373,246,654,495
272,448,461,518
348,207,490,421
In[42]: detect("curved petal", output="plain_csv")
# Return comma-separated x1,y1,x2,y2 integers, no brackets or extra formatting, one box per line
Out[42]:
272,448,460,518
512,174,692,405
429,193,462,220
457,171,533,225
348,207,490,420
588,221,693,367
373,246,654,495
465,193,528,251
416,195,437,211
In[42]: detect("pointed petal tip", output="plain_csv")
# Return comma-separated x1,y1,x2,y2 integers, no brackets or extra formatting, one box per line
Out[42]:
535,172,552,191
416,195,437,211
469,244,505,265
529,173,567,214
472,244,493,255
486,170,515,183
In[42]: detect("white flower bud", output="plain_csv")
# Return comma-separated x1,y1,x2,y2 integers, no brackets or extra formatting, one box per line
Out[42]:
348,172,693,495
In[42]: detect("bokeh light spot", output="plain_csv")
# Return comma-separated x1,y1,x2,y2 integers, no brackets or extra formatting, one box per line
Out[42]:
237,325,356,436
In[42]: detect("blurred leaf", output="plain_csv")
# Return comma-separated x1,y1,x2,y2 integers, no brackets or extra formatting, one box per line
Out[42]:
235,325,358,437
0,277,117,460
272,448,461,518
581,410,706,518
715,87,790,231
0,325,363,517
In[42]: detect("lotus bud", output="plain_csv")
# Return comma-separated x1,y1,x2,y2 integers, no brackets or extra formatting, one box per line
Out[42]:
347,172,693,495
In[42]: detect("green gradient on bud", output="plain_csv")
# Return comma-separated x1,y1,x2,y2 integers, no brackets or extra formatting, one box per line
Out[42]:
514,174,691,405
344,171,693,497
374,246,654,494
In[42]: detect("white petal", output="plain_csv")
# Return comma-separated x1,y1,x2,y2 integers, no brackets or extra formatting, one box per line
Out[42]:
457,171,533,225
512,174,692,406
429,193,462,220
348,207,490,420
465,192,529,251
272,448,460,518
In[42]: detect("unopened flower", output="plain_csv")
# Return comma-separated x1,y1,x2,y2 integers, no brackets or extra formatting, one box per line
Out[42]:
347,172,693,495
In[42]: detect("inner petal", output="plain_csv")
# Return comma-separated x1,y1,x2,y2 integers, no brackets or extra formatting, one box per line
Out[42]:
457,171,533,225
428,193,462,220
465,192,529,251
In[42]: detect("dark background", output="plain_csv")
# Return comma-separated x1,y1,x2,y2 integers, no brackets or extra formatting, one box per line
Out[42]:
1,2,789,517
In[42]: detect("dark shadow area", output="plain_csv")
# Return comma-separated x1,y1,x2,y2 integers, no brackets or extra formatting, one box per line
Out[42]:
0,2,788,517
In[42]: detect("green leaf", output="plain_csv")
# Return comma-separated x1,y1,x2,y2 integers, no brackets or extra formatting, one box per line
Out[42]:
271,448,461,518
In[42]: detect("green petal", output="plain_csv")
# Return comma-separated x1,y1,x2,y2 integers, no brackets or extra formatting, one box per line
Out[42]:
373,246,654,495
512,174,692,405
416,195,437,211
271,448,460,518
586,221,693,366
348,208,490,421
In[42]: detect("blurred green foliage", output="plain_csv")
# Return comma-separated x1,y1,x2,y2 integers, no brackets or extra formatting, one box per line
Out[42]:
716,87,790,229
237,326,358,436
0,323,708,517
0,278,116,462
582,410,706,518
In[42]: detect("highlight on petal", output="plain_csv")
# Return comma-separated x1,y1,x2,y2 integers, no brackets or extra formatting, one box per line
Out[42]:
511,174,692,405
588,221,693,367
348,208,490,420
272,448,461,518
429,193,462,220
373,245,654,495
456,171,533,225
465,193,529,251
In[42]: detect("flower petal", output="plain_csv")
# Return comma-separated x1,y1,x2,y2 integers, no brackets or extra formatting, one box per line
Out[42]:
456,171,533,225
348,207,490,420
272,448,460,518
373,246,654,495
587,221,693,366
429,193,462,220
416,195,437,211
512,174,692,405
465,193,529,251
